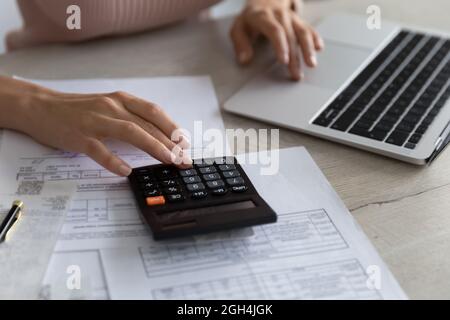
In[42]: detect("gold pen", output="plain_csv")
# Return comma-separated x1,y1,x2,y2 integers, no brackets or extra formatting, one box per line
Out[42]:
0,200,24,243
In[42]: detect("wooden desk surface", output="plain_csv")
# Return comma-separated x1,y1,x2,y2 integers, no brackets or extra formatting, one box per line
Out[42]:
0,0,449,299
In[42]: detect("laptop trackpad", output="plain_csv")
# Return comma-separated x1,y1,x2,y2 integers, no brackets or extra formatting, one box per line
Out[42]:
268,42,371,91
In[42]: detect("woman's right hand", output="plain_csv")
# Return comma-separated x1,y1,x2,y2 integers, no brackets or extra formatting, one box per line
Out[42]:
2,78,191,177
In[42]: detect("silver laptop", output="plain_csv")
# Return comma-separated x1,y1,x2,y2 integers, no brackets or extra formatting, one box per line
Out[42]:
224,13,450,164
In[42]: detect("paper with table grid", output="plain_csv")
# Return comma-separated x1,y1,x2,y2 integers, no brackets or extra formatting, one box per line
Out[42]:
0,77,406,299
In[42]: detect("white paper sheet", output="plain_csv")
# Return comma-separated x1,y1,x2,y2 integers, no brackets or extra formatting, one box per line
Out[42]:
0,181,76,299
100,147,407,300
0,76,227,299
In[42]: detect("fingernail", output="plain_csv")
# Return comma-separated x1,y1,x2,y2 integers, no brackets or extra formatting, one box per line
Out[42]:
118,165,132,177
310,55,317,67
318,38,325,49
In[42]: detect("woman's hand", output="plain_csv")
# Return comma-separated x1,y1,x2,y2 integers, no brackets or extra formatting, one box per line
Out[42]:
0,77,191,177
230,0,324,80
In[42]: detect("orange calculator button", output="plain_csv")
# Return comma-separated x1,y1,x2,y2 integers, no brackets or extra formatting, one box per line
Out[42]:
146,196,166,206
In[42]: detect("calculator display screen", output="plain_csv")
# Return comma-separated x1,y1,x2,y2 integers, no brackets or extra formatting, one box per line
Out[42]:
169,200,256,217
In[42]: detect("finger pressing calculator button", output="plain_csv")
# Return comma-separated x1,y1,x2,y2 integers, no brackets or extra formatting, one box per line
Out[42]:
218,164,236,171
206,180,225,189
146,196,165,206
183,176,201,184
164,186,181,194
226,177,245,186
232,185,248,193
179,169,197,177
199,166,217,174
186,183,205,192
155,168,178,180
203,173,221,181
167,194,185,203
161,179,177,187
138,175,153,182
222,170,240,178
143,189,161,197
141,182,157,190
212,187,228,195
191,191,208,199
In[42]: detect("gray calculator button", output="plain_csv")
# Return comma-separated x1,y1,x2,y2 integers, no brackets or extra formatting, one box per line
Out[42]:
206,180,225,189
226,177,245,186
183,176,201,184
186,183,205,192
218,164,236,171
213,157,235,165
222,170,240,178
193,157,215,166
203,173,220,181
199,166,217,174
179,169,197,177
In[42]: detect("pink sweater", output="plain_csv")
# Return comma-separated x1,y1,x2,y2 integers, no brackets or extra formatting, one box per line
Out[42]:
7,0,221,50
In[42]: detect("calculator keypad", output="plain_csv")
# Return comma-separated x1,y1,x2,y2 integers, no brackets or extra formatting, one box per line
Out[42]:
134,157,248,207
129,156,278,240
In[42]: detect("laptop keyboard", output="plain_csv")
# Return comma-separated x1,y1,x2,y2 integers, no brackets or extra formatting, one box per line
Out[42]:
313,30,450,150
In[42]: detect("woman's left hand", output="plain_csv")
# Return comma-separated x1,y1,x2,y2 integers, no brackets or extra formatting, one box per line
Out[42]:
230,0,324,81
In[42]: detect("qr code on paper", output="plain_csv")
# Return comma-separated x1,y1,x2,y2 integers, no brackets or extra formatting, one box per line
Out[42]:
16,180,44,195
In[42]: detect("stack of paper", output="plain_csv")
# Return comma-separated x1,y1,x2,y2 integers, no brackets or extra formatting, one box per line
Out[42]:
0,77,406,299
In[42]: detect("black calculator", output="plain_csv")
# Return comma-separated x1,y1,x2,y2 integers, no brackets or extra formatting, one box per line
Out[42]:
128,157,277,240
